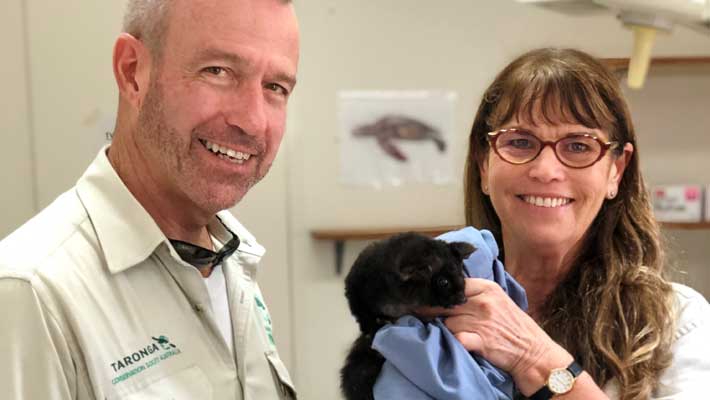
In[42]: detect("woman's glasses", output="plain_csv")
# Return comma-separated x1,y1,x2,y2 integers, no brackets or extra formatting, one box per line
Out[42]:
487,128,619,169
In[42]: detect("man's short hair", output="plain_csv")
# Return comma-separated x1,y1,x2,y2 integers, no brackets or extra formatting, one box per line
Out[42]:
122,0,172,58
122,0,293,59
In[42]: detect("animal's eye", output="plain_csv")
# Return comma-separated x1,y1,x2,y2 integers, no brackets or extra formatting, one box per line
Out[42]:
435,276,450,289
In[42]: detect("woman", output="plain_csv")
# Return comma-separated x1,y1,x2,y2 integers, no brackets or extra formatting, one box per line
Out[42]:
443,48,710,399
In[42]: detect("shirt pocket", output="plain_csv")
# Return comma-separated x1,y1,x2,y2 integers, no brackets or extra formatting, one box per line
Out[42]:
118,365,213,400
265,350,297,399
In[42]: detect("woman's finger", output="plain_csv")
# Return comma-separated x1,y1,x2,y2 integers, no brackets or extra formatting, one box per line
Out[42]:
463,277,500,297
444,314,478,333
417,279,506,318
455,331,483,352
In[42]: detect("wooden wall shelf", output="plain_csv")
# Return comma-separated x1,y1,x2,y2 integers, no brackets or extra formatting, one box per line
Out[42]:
661,221,710,230
311,225,461,241
601,56,710,72
312,222,710,273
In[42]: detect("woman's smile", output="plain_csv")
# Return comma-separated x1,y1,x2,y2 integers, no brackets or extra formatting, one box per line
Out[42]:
517,194,573,208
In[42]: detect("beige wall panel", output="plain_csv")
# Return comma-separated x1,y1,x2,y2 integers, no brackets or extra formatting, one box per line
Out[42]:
25,0,124,208
0,0,35,238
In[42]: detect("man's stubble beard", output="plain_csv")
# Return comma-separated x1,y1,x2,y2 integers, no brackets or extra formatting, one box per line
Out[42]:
136,79,269,214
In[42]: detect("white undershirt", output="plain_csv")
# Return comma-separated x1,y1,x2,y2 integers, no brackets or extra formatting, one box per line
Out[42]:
202,262,234,353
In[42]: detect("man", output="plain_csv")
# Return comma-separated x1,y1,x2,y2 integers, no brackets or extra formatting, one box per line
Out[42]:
0,0,299,398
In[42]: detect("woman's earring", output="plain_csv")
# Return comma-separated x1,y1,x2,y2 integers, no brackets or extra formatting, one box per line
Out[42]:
607,189,617,199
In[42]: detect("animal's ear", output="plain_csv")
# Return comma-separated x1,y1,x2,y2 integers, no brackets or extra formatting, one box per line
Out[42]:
400,263,432,282
449,242,475,260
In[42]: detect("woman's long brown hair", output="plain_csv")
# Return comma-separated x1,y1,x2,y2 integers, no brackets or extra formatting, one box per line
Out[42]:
464,48,675,399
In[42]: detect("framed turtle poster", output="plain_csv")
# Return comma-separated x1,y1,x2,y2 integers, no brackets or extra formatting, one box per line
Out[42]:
338,90,456,187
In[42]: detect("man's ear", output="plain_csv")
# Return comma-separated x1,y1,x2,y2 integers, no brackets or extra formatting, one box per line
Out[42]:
113,33,152,109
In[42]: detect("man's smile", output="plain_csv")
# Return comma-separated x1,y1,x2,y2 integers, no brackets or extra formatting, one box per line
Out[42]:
198,138,253,165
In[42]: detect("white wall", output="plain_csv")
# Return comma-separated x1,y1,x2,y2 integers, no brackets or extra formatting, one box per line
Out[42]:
0,0,35,238
24,0,123,208
288,1,710,398
1,1,709,400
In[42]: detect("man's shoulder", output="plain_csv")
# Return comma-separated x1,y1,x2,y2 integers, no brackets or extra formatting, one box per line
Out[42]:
0,188,94,280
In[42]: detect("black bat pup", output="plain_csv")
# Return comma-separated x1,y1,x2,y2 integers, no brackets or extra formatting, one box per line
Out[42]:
340,232,474,400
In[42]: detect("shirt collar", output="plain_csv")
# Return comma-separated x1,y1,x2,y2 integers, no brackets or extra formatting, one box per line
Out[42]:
76,146,165,274
76,146,264,274
212,212,265,258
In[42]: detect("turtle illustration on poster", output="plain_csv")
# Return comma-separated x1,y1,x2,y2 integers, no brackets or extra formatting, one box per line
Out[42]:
338,90,456,187
352,114,446,162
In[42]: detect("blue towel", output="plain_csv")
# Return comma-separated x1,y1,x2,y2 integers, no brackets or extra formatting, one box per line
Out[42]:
372,227,528,400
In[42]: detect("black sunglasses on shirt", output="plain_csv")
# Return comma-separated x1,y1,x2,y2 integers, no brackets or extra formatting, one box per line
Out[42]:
169,227,240,268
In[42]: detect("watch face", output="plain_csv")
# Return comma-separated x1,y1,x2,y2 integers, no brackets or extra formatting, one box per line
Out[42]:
548,368,575,394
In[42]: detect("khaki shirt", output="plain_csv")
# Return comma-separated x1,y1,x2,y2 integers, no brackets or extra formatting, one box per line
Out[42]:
0,147,296,400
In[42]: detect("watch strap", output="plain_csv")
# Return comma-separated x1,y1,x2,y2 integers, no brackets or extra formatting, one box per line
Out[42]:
567,360,584,378
529,385,553,400
529,360,583,400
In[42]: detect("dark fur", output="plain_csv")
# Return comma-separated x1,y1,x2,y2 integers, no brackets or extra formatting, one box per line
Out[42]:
340,232,475,400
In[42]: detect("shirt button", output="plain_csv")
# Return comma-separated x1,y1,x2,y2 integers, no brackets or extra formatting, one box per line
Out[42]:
193,303,204,313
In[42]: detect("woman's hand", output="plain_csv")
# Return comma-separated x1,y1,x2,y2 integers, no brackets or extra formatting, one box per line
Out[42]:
419,278,573,395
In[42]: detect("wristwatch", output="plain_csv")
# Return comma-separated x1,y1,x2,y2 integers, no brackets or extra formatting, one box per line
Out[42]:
529,360,583,400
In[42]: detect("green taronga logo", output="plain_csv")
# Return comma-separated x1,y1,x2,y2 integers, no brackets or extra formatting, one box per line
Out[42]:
152,335,177,350
255,295,275,346
110,335,182,385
